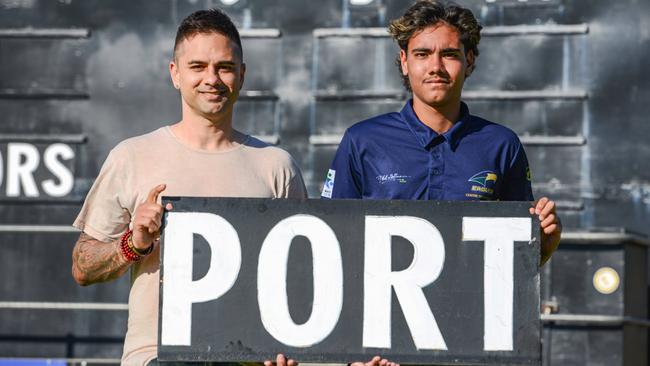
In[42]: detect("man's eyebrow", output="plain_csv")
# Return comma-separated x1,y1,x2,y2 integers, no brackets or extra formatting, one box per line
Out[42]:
409,47,462,54
187,60,237,66
441,47,462,53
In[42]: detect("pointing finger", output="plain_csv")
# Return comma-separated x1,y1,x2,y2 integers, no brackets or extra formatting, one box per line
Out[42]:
147,184,166,204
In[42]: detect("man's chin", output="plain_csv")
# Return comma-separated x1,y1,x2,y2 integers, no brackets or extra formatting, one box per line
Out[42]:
414,92,461,108
415,96,448,107
199,102,227,115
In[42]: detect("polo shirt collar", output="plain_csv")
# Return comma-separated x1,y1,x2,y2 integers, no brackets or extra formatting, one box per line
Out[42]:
399,99,471,151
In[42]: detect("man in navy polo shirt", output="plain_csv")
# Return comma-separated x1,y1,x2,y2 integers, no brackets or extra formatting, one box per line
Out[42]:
321,0,561,264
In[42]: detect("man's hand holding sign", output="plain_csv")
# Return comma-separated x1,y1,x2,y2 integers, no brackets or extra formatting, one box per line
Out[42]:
531,197,562,265
132,184,172,253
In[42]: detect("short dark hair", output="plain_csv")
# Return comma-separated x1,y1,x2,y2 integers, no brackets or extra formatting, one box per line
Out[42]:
173,8,243,60
388,0,482,91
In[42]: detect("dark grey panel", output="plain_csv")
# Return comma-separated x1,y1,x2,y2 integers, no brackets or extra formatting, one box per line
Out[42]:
0,38,89,92
548,245,624,315
480,2,567,26
159,198,540,364
313,99,403,135
465,35,587,92
624,244,648,318
0,309,126,358
466,100,585,136
545,326,624,366
0,100,86,134
525,145,583,187
240,38,282,91
0,234,130,302
233,99,279,136
314,37,402,92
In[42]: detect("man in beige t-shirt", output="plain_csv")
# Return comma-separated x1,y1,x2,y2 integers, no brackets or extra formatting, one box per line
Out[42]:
72,9,305,366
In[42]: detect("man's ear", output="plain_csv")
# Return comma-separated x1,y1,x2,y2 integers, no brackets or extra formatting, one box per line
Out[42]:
465,50,475,78
399,49,409,76
169,60,180,89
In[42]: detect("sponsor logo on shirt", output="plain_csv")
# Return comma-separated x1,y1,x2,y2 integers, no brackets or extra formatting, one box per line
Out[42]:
376,173,410,185
466,170,498,200
321,169,335,198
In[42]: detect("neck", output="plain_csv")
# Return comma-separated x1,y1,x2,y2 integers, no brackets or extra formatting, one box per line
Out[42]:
171,108,243,151
411,97,462,134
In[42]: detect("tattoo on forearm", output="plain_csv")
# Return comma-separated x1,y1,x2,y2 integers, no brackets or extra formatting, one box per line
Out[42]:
72,232,130,285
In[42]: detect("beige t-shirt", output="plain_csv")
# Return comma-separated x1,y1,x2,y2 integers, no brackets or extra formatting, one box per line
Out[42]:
73,126,307,366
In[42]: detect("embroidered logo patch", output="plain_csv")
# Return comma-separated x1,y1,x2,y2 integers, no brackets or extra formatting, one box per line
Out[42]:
376,173,410,185
468,171,498,187
466,170,498,199
321,169,336,198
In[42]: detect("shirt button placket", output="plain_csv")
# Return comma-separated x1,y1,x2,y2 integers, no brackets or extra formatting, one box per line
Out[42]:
429,144,444,199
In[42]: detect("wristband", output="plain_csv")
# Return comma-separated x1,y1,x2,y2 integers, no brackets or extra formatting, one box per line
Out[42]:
128,231,154,256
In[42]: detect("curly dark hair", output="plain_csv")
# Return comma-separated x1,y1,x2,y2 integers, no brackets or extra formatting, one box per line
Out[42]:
388,0,482,91
173,8,243,60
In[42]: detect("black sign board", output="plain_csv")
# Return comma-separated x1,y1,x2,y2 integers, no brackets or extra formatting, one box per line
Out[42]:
158,198,541,365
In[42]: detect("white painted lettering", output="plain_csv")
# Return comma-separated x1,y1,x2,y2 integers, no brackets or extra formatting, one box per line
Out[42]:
257,214,343,347
161,212,242,346
462,217,531,351
363,216,447,350
42,143,74,197
7,143,39,197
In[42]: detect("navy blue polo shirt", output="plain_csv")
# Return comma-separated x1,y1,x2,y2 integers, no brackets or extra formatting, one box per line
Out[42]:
321,100,533,201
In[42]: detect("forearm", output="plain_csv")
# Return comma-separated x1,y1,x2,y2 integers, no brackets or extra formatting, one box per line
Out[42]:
72,232,131,286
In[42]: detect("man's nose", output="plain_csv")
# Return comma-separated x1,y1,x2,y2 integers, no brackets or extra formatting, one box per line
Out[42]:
203,67,222,85
428,54,444,74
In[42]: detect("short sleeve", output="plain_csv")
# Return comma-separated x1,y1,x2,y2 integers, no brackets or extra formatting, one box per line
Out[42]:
284,158,308,199
500,141,534,201
321,131,363,199
72,143,136,242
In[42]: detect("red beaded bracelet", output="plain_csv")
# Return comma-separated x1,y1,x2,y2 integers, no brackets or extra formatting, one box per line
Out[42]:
120,229,142,262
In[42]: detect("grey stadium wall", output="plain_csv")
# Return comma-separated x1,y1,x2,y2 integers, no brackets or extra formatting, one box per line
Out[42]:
0,0,649,364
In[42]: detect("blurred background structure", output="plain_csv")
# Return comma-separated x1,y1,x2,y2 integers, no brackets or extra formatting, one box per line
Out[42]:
0,0,649,364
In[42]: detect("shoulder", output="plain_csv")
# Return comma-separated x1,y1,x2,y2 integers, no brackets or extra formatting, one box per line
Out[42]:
109,127,169,157
466,115,522,147
242,136,299,170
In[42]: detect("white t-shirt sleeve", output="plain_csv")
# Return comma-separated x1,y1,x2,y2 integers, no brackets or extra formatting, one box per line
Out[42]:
73,143,136,242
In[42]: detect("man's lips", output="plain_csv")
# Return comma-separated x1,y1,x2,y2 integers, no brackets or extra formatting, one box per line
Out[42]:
199,91,227,100
423,78,449,84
